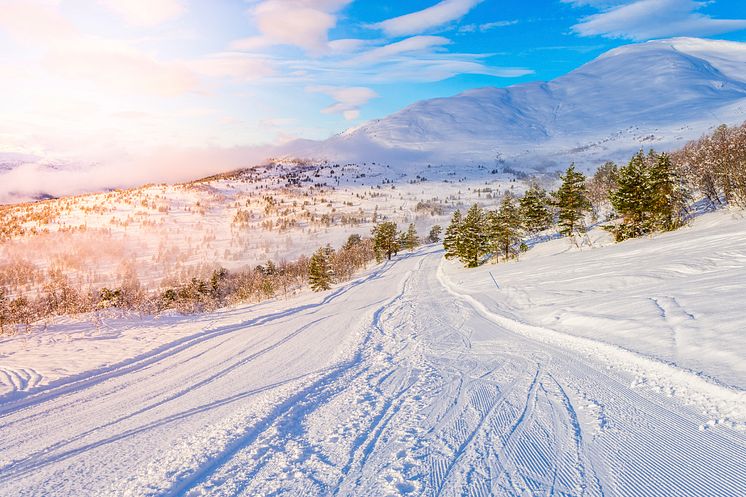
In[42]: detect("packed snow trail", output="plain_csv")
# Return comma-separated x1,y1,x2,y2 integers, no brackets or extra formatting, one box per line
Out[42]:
1,248,745,496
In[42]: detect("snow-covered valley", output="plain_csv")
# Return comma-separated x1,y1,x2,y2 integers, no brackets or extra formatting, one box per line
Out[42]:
1,209,745,496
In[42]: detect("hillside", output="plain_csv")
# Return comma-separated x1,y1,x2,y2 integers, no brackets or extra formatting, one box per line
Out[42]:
0,160,524,300
286,38,746,169
1,209,745,496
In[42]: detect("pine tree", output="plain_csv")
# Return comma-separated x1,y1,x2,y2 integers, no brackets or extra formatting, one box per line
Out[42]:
372,221,399,262
554,164,591,238
611,150,689,241
443,211,462,260
308,247,332,291
403,223,419,251
459,204,489,267
610,150,650,240
648,152,689,231
343,234,362,251
519,182,552,234
427,225,442,243
489,193,523,261
264,260,277,276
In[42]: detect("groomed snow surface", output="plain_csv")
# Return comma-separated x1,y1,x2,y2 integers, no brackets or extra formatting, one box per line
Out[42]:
1,210,746,496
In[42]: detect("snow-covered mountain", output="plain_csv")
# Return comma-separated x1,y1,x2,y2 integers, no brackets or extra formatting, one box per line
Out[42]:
285,37,746,170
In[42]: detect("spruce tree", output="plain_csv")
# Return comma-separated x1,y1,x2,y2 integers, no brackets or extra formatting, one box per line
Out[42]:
309,247,332,291
403,223,419,251
554,164,591,238
519,182,552,234
459,204,489,267
649,152,688,231
489,193,523,261
427,225,442,243
610,150,653,240
372,221,399,261
443,211,462,260
343,234,362,251
611,150,689,241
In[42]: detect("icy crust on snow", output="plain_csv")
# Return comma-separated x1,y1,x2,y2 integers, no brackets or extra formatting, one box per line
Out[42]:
439,209,746,429
287,37,746,169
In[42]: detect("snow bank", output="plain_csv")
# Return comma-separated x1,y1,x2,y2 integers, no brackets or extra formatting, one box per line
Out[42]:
438,209,746,428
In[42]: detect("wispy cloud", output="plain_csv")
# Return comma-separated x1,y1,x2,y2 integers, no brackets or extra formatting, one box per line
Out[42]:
242,0,352,54
570,0,746,40
309,86,379,120
97,0,186,27
189,53,275,83
349,36,452,64
373,0,484,37
459,20,519,33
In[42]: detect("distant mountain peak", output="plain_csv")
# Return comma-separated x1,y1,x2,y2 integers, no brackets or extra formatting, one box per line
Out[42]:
282,37,746,172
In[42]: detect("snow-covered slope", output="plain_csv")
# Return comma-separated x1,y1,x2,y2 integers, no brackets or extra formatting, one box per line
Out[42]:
1,209,745,496
288,38,746,170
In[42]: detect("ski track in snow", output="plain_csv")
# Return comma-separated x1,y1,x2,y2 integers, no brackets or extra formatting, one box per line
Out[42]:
1,248,746,496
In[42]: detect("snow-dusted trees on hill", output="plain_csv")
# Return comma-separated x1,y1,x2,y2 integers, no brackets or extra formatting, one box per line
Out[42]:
586,161,619,221
554,165,591,238
488,193,523,262
0,234,379,333
672,122,746,208
519,183,553,234
608,151,689,241
443,199,527,268
401,224,420,252
372,221,399,262
309,247,333,292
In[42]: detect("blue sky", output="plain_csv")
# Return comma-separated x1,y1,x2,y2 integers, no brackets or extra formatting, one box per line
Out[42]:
0,0,744,188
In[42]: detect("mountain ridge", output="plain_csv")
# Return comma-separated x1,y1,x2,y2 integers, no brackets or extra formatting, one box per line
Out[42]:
282,37,746,170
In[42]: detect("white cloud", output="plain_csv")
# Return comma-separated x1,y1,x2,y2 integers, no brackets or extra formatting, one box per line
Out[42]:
190,53,275,82
98,0,186,27
0,145,271,203
327,38,372,54
459,20,518,33
44,44,198,96
0,1,198,96
373,0,483,37
350,36,451,64
571,0,746,40
309,86,378,120
245,0,352,54
0,1,78,45
230,36,274,51
562,0,627,6
369,58,532,83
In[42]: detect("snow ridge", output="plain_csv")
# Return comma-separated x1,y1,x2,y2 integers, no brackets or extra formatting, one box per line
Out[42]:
285,37,746,170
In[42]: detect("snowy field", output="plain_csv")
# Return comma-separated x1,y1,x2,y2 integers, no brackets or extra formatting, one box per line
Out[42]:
0,160,526,297
1,210,745,496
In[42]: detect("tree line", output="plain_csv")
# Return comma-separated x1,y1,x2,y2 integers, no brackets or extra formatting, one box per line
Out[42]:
309,221,442,290
0,219,444,334
444,121,745,268
0,235,373,334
